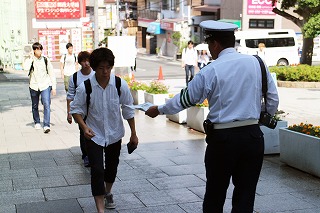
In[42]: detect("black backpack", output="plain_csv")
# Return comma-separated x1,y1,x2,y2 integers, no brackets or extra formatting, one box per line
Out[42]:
28,56,48,76
83,76,121,120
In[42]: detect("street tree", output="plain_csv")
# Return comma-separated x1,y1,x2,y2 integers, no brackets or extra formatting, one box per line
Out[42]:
271,0,320,65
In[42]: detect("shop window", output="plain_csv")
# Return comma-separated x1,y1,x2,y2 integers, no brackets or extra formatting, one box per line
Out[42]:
249,19,274,29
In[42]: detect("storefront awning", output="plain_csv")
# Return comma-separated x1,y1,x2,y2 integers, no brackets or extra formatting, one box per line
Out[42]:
193,5,220,12
147,22,165,34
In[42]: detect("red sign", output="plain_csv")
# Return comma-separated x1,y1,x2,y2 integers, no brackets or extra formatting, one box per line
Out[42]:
160,21,174,31
247,0,276,15
35,0,81,19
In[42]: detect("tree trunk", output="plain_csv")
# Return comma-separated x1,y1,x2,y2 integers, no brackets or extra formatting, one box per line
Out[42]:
300,38,314,65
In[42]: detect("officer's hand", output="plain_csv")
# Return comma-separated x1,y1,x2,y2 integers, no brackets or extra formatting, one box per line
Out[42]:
145,106,160,118
51,89,56,96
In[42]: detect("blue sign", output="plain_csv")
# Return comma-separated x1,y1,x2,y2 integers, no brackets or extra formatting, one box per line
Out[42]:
147,22,165,34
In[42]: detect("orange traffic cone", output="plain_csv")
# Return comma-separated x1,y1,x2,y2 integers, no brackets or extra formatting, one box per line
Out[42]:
158,66,164,80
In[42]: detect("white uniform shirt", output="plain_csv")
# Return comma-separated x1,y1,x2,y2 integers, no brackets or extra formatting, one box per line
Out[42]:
182,48,198,66
70,74,134,147
159,48,279,124
60,53,77,76
66,69,95,100
29,56,57,91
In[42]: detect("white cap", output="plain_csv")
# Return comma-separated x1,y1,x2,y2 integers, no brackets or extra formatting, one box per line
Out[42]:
200,20,238,32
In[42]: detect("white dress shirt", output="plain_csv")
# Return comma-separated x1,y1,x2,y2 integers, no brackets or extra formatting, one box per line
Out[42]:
66,69,95,100
70,74,134,147
60,53,77,76
182,47,198,66
29,56,56,91
159,48,279,124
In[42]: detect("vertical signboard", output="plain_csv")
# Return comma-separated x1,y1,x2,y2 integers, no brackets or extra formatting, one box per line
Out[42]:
71,28,82,54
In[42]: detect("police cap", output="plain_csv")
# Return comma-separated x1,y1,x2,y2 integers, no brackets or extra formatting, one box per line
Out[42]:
200,20,238,42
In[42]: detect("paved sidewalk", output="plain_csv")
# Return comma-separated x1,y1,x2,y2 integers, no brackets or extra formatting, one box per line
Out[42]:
0,69,320,213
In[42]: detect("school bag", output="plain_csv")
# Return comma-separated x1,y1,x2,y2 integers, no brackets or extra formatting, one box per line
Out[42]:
28,56,48,76
83,76,121,120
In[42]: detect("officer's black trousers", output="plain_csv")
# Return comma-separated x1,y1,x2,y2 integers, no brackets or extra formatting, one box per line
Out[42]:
203,124,264,213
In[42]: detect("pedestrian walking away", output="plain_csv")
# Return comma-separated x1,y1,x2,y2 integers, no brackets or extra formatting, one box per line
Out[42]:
181,40,198,86
66,51,95,167
60,42,78,92
70,47,139,213
28,42,57,133
145,20,279,213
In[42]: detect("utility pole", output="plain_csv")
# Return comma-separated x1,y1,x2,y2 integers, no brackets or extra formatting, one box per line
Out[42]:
116,0,120,36
94,0,99,49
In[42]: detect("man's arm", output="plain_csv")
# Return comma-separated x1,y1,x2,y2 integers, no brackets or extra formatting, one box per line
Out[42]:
47,60,56,96
126,117,138,146
67,99,73,124
72,114,95,139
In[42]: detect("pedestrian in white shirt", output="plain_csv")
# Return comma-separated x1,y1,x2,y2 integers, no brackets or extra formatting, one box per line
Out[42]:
28,42,56,133
60,43,78,92
67,51,95,167
70,48,139,213
181,40,198,86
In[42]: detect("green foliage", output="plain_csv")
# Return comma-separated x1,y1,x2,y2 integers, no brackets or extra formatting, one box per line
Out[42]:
119,75,131,84
129,81,149,91
303,13,320,38
145,80,169,94
269,65,320,82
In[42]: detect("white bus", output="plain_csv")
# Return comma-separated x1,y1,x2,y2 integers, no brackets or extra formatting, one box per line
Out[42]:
235,29,300,66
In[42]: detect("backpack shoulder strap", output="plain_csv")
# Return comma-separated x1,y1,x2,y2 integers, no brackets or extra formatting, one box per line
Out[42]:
74,53,77,63
28,61,34,76
115,76,121,97
84,79,92,121
73,72,78,89
63,54,66,68
43,56,48,74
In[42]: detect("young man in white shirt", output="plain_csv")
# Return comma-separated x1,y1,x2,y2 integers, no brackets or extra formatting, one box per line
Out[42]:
182,40,198,86
66,51,95,167
70,48,139,213
28,42,56,133
60,43,78,92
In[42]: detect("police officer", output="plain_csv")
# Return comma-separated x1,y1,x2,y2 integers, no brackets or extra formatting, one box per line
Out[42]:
145,20,279,213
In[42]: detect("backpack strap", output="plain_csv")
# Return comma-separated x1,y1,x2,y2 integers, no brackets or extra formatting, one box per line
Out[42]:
115,76,121,97
84,79,92,121
44,56,48,74
63,54,66,69
73,72,78,89
28,61,34,76
74,53,77,63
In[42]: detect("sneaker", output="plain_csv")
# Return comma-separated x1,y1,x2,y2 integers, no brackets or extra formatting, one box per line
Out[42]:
35,123,41,130
43,126,50,133
83,156,90,167
105,193,116,209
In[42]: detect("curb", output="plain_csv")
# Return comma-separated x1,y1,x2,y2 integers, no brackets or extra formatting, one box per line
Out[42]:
278,80,320,88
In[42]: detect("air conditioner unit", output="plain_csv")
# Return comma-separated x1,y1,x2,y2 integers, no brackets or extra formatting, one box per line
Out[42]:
23,44,33,57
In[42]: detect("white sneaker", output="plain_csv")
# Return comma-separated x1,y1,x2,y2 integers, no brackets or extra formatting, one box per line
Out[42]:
35,123,41,130
43,126,50,133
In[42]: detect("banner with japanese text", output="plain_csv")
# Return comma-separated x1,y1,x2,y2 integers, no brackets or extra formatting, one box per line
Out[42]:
35,0,82,19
